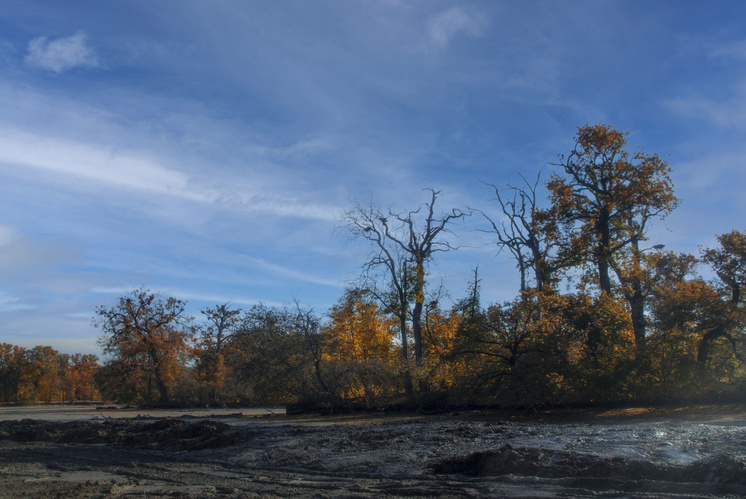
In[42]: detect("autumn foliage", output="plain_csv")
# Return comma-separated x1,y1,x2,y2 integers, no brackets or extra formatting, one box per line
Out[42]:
9,124,744,410
0,343,99,403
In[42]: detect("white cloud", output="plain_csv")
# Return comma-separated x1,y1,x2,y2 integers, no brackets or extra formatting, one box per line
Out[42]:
428,7,485,48
0,128,197,198
24,31,99,73
245,256,343,288
708,39,746,60
0,223,79,283
0,291,35,312
665,89,746,129
0,124,341,222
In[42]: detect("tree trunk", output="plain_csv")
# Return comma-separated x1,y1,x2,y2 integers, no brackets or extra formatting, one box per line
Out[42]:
313,357,328,393
411,300,424,366
698,328,742,367
629,289,646,346
154,371,169,403
397,313,413,396
597,206,612,294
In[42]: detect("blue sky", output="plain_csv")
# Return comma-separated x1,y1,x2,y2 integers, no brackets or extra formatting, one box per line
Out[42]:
1,1,745,354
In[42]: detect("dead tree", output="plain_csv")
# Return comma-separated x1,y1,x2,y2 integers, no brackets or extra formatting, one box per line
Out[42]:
343,189,466,367
475,173,555,293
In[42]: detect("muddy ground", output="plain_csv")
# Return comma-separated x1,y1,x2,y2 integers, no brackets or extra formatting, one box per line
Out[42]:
1,405,746,497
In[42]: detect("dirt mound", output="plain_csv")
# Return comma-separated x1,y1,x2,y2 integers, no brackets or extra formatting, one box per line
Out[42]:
0,418,233,451
433,444,746,495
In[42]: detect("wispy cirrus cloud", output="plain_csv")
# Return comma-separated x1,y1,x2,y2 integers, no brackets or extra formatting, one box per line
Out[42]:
665,83,746,129
708,39,746,61
664,38,746,129
244,256,343,288
90,286,279,308
24,31,99,73
0,129,195,198
427,7,486,48
0,128,340,221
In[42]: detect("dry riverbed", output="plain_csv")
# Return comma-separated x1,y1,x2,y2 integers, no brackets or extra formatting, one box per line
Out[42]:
1,404,746,497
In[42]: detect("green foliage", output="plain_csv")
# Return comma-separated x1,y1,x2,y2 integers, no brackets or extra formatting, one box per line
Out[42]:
222,304,316,405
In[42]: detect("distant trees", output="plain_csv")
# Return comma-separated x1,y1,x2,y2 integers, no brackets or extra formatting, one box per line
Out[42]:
58,353,99,402
0,343,26,402
221,304,318,405
65,123,745,410
321,289,400,407
95,288,192,404
0,343,99,403
193,303,241,403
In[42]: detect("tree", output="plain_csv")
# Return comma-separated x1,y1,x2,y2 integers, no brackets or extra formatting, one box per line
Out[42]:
453,292,582,407
324,289,396,362
607,242,668,346
702,230,746,306
61,353,99,401
290,300,328,395
24,346,60,403
0,343,26,403
547,124,678,343
638,248,745,398
322,289,399,406
200,303,241,353
697,230,746,366
343,189,466,367
95,288,193,403
194,303,242,402
223,304,315,404
476,174,557,293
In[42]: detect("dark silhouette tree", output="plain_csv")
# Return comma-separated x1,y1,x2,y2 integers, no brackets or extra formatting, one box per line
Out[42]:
698,230,746,365
200,303,241,354
194,303,242,402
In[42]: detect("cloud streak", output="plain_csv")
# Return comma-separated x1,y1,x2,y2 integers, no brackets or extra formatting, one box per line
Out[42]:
0,128,341,221
665,83,746,129
428,7,485,48
245,256,344,288
24,31,99,73
0,129,193,196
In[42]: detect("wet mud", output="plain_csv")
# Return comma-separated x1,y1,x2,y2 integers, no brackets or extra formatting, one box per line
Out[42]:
1,406,745,497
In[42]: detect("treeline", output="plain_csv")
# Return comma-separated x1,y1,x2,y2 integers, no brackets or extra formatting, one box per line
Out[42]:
87,124,746,410
0,344,99,403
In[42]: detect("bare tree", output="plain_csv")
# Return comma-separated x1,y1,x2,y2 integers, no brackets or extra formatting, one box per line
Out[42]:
201,303,241,353
343,189,466,367
475,173,555,293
